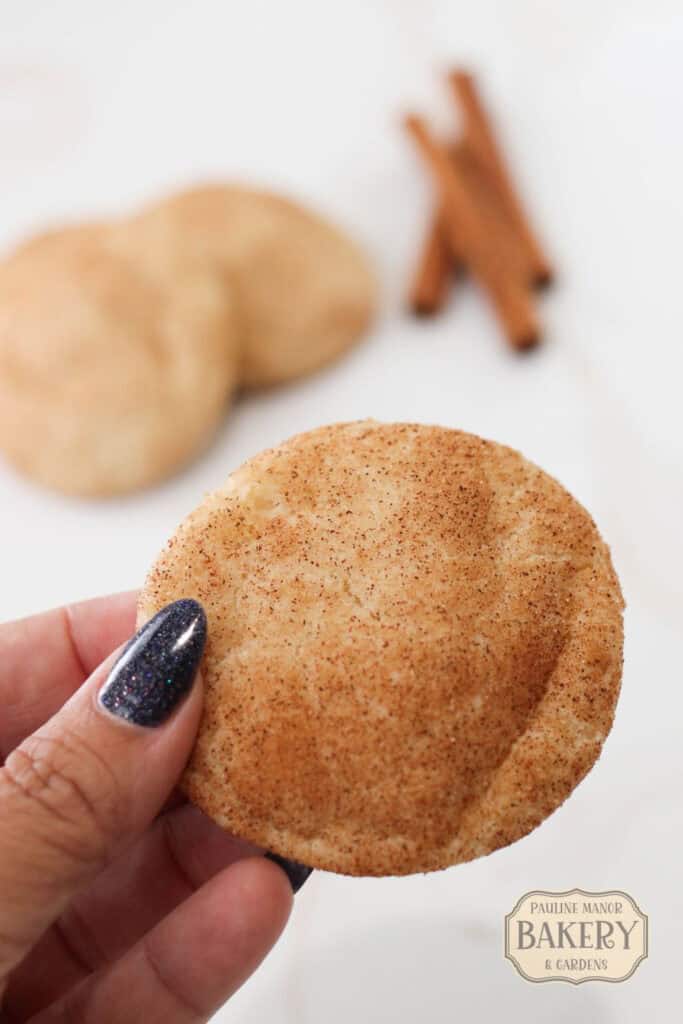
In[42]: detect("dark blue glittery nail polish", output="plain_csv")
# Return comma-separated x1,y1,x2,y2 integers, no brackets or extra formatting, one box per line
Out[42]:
99,599,206,727
265,852,313,893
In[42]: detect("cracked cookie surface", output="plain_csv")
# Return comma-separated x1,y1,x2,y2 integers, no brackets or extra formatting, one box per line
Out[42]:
139,421,624,875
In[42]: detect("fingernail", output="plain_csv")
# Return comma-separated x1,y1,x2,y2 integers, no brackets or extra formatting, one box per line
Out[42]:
99,599,206,727
265,852,313,893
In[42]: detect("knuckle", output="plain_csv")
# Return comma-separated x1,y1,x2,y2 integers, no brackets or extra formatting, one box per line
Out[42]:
142,934,206,1020
0,729,122,871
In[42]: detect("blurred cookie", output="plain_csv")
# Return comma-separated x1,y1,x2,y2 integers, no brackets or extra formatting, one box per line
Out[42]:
138,421,624,876
134,185,377,388
9,221,108,259
0,225,238,496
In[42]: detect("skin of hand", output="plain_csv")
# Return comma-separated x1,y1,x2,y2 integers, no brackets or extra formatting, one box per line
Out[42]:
0,592,295,1023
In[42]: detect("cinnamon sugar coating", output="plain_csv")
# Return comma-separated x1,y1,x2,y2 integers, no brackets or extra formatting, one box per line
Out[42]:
139,421,624,875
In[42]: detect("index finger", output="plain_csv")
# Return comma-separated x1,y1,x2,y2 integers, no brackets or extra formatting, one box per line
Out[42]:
0,591,137,758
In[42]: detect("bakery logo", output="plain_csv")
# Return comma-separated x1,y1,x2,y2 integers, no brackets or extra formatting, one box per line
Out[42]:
505,889,648,984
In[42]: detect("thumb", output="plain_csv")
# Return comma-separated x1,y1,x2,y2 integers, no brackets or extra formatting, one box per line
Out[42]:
0,598,206,985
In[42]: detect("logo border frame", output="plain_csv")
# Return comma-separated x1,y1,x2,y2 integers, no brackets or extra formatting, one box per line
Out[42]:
504,888,649,985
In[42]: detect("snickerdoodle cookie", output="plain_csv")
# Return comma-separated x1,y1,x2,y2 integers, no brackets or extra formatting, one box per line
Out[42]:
133,185,376,388
0,225,238,496
10,221,107,259
138,421,624,875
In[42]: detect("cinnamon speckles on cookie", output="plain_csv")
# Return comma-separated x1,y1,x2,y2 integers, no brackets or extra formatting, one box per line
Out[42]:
138,421,624,876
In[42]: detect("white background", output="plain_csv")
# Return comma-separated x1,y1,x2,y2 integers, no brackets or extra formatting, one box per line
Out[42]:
1,1,681,1020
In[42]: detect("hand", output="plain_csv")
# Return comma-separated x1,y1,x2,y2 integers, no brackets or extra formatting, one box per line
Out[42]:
0,593,295,1022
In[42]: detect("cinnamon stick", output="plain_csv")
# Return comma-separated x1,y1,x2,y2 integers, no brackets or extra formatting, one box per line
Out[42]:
409,212,454,315
404,114,539,350
452,142,531,285
408,136,532,316
449,70,553,287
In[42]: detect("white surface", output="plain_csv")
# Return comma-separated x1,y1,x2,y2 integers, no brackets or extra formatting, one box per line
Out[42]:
1,2,681,1020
